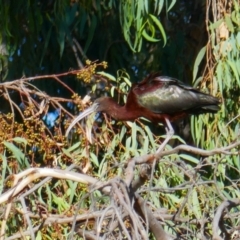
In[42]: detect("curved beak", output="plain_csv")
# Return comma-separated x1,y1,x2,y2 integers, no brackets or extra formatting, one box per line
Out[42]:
65,102,99,137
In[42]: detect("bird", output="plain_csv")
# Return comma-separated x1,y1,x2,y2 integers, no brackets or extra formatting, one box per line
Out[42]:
65,73,220,140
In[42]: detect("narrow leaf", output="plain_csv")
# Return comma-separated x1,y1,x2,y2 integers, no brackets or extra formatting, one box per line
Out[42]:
97,71,116,82
149,14,167,46
142,29,160,42
12,137,28,146
180,154,199,164
90,152,99,166
3,141,25,164
193,46,206,82
167,0,177,12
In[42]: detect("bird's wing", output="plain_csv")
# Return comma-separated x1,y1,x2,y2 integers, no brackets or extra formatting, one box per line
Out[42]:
137,86,199,114
133,76,217,114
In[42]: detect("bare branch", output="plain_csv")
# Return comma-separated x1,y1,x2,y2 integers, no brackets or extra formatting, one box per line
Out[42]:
212,199,240,240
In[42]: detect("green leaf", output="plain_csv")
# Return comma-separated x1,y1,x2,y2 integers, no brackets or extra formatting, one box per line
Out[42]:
193,46,206,82
57,23,66,58
180,154,199,164
192,189,201,219
223,60,231,90
65,142,81,153
66,180,78,204
227,60,240,85
144,0,148,12
62,148,74,159
0,153,7,194
66,4,78,26
119,125,127,142
142,136,149,153
144,125,156,149
190,116,195,142
231,10,240,26
142,29,160,42
96,71,117,82
136,1,143,26
110,86,116,97
3,141,25,164
225,14,234,32
218,163,226,179
36,231,42,240
155,0,164,15
137,35,143,52
123,77,132,87
78,9,87,35
110,134,118,150
12,137,28,146
126,136,131,149
38,186,48,205
84,14,97,53
193,76,203,88
209,19,223,31
92,83,97,92
216,61,223,94
52,192,70,212
131,122,137,149
167,0,177,12
90,152,99,166
149,14,167,46
40,26,52,66
233,155,240,170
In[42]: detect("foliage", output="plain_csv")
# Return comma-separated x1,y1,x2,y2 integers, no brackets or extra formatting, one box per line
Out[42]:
0,0,239,239
0,0,207,82
191,0,240,187
0,63,239,239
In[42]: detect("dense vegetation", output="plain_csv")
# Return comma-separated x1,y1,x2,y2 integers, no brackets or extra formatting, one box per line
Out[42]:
0,0,239,239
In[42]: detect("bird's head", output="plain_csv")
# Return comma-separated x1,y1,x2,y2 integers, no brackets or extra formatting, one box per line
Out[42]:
65,97,113,137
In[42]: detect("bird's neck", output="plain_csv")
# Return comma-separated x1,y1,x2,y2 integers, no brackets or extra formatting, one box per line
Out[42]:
104,100,138,121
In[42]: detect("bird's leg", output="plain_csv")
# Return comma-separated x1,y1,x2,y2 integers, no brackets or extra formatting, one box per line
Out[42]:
156,118,174,155
149,118,175,195
165,117,174,136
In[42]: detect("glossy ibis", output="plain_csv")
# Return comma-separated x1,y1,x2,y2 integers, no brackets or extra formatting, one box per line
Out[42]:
65,74,220,145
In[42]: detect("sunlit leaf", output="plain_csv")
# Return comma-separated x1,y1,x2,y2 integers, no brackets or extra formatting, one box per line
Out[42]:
64,142,81,153
180,154,199,164
36,231,42,240
225,14,234,32
0,153,7,194
227,60,240,85
209,19,223,31
3,141,26,164
12,137,28,146
131,122,137,149
66,180,78,204
155,0,164,15
90,152,99,166
167,0,177,12
193,46,206,83
97,71,117,82
144,125,156,149
216,61,223,94
192,189,201,219
149,14,167,46
142,29,160,42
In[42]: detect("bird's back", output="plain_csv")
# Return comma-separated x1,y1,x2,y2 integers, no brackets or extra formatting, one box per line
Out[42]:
130,75,220,117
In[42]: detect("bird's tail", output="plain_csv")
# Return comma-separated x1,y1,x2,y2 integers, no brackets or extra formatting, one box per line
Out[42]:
197,94,221,113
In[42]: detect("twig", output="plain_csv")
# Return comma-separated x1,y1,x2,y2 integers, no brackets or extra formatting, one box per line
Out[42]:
19,197,35,240
0,168,109,205
212,199,240,240
135,193,173,240
133,141,240,165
